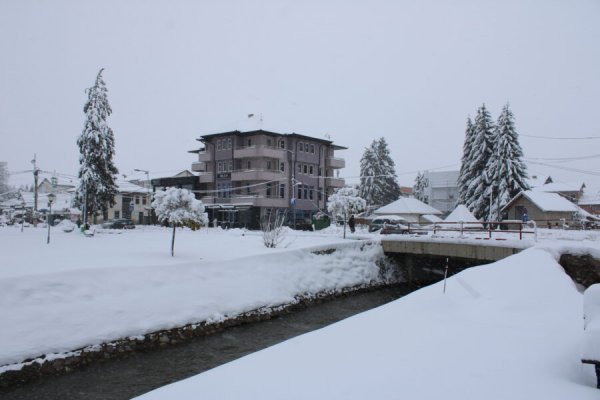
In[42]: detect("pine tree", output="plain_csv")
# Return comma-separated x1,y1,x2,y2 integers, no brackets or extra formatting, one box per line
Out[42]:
375,137,401,204
358,137,401,210
413,171,427,203
0,162,9,195
457,117,475,204
484,104,530,220
465,104,495,220
73,68,119,224
358,143,377,208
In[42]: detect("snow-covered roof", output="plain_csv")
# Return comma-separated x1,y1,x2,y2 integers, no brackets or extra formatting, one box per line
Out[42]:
421,214,443,223
527,175,552,188
116,181,148,194
505,190,579,213
374,197,442,216
444,204,481,223
531,182,585,194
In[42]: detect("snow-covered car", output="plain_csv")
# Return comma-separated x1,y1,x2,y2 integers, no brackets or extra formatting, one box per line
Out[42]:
368,216,409,233
102,219,135,229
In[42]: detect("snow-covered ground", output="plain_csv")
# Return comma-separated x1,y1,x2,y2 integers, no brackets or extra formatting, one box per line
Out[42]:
1,224,599,398
135,247,599,399
0,225,380,368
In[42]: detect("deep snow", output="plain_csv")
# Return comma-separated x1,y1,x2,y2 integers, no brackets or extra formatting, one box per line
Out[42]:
1,224,599,398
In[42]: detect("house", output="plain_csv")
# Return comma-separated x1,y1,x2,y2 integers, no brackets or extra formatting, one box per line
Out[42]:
502,190,596,228
190,129,346,229
531,181,586,203
104,181,151,224
444,204,483,229
373,197,442,223
579,188,600,217
420,170,459,214
37,178,75,194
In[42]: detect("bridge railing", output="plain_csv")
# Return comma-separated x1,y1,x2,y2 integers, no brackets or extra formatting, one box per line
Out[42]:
399,220,537,241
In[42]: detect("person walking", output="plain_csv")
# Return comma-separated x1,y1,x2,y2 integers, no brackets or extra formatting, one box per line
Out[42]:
348,214,356,233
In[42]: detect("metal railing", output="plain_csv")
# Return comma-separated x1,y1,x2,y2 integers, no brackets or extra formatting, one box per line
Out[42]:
384,220,538,241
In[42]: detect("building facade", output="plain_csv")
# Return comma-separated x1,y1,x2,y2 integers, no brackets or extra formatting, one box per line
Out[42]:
190,129,346,229
421,171,459,214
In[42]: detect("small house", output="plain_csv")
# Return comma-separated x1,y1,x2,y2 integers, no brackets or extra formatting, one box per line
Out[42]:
373,197,442,223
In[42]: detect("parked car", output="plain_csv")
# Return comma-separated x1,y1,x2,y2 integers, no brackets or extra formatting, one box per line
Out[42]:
369,216,409,233
102,218,135,229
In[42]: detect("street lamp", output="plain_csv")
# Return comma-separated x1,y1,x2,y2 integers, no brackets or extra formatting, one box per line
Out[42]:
20,198,26,233
47,192,56,244
134,169,150,224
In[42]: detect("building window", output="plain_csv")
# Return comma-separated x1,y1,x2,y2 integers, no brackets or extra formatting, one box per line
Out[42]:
305,143,309,152
318,167,322,176
297,185,302,199
142,197,147,205
303,164,308,174
227,138,232,149
279,140,285,149
217,140,222,151
266,183,272,197
114,211,120,219
247,138,252,147
310,144,315,154
135,197,140,205
298,164,302,175
298,142,303,151
280,162,285,172
309,186,314,200
309,165,314,175
267,160,272,170
247,160,251,170
228,160,233,172
267,138,272,147
303,185,308,199
218,162,223,173
279,184,285,199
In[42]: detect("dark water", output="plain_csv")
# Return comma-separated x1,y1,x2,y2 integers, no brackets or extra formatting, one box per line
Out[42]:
0,285,414,400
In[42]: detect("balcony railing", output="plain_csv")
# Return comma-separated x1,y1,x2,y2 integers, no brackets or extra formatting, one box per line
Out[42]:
231,169,286,182
198,172,214,183
326,157,345,169
191,161,206,172
234,145,288,159
197,151,212,162
327,177,345,188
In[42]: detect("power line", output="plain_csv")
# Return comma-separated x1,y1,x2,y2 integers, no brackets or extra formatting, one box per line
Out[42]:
521,134,600,140
526,160,600,177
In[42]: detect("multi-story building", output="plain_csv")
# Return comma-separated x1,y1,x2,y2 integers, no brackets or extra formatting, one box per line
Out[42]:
421,170,459,215
190,129,346,229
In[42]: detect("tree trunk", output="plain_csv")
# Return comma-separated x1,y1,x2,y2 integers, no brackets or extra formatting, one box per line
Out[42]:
343,211,347,239
171,224,176,257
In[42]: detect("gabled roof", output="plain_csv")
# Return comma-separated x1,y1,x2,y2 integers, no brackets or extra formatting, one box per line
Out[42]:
531,182,585,194
374,197,442,215
444,204,481,223
502,190,579,213
196,129,347,149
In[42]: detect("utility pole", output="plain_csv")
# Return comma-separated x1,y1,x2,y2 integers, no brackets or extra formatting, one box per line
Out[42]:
31,154,39,211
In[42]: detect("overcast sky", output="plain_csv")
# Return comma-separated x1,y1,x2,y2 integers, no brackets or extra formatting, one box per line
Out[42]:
1,0,599,190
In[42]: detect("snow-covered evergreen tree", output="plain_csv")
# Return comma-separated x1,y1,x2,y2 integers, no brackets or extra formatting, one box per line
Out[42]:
73,69,119,224
464,104,495,220
457,117,476,204
152,187,208,256
327,187,366,239
358,137,400,210
484,104,530,220
0,162,9,195
413,171,427,203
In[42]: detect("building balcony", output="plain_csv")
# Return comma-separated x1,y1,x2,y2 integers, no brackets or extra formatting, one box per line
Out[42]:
191,161,207,172
200,195,288,208
231,169,286,182
234,145,289,159
328,177,345,188
326,157,345,169
198,172,214,183
197,151,212,162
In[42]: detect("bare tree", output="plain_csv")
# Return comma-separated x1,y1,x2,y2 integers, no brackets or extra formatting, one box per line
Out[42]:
261,209,287,248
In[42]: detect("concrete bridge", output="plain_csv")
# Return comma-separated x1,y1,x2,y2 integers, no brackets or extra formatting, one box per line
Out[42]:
381,238,526,262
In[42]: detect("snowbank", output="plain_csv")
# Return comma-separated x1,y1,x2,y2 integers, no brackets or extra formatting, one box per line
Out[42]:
135,248,598,399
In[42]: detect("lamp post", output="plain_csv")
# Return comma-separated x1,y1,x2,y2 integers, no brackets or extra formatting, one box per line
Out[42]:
134,169,150,224
20,198,26,233
47,192,55,244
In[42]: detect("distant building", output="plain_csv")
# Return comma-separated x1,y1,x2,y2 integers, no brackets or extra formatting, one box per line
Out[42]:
420,171,459,214
190,129,346,229
373,197,442,223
